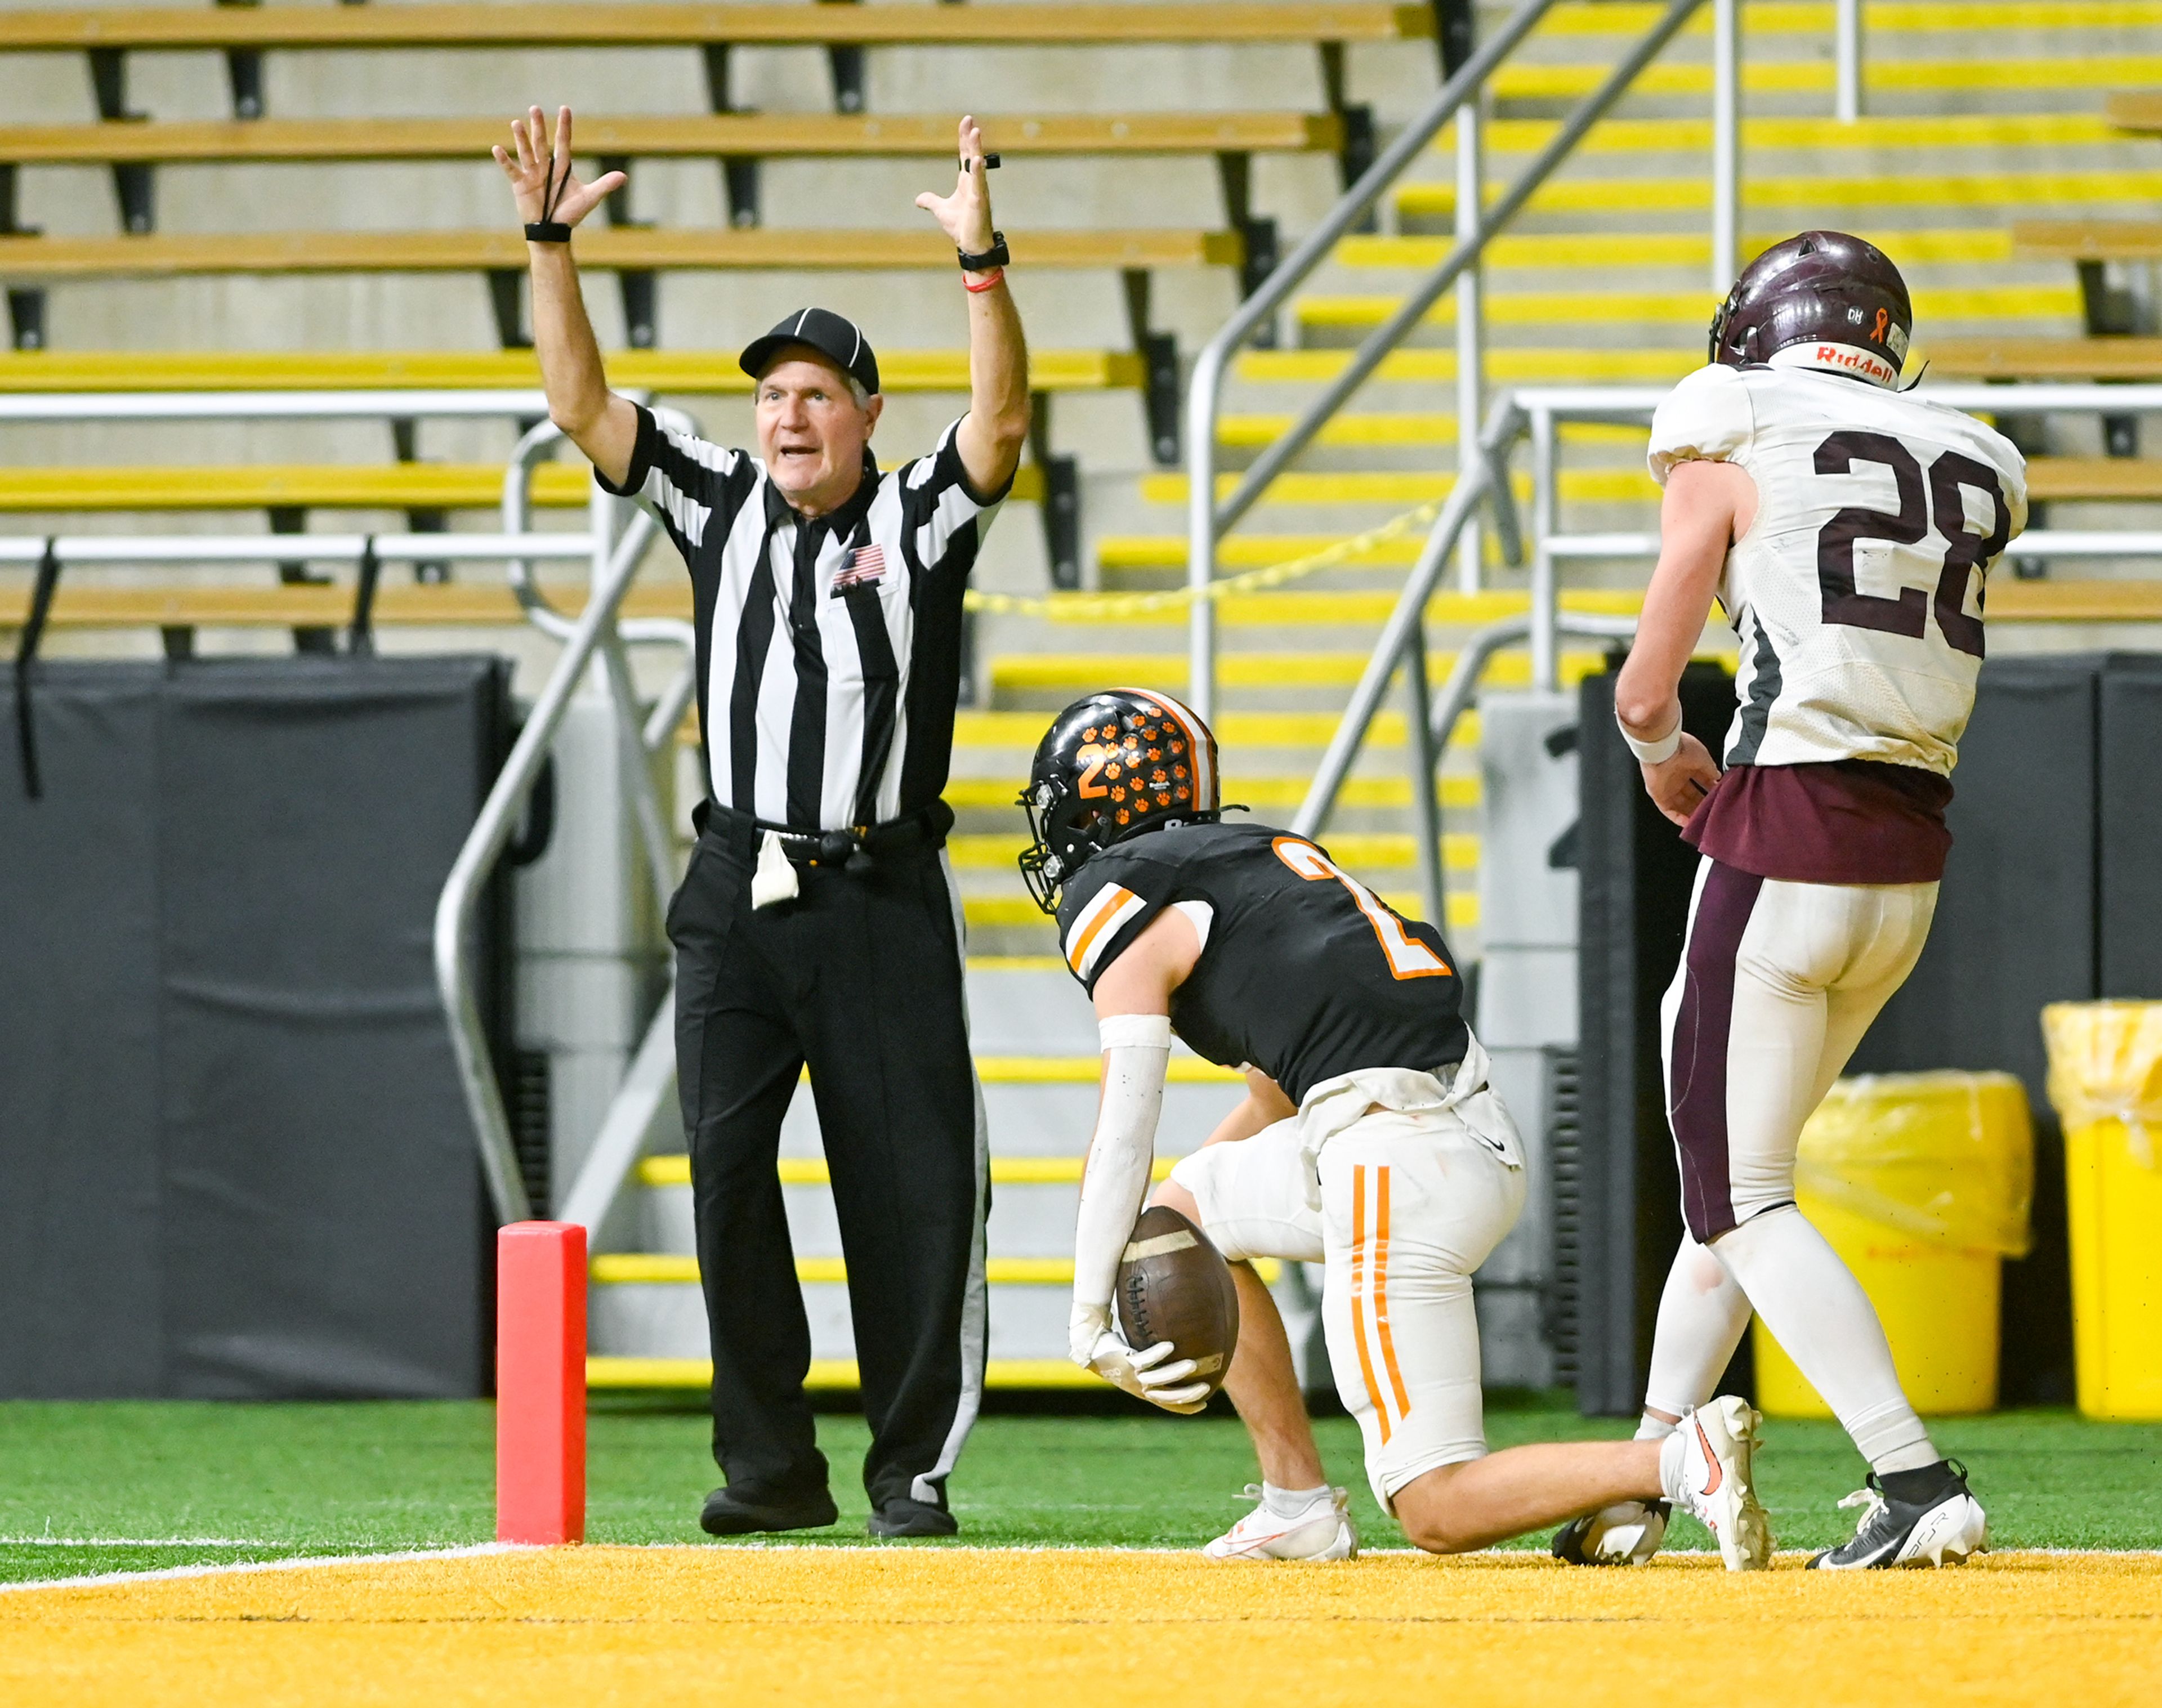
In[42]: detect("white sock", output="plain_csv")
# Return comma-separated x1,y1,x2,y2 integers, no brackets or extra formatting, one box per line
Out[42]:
1262,1482,1331,1518
1635,1413,1678,1442
1642,1234,1754,1421
1713,1206,1937,1476
1656,1429,1692,1506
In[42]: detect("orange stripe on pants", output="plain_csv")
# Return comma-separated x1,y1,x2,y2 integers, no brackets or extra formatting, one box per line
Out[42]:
1373,1165,1411,1418
1349,1164,1390,1443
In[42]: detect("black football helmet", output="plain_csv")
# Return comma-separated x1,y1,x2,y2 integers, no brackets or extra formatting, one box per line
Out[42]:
1708,230,1912,387
1017,687,1221,913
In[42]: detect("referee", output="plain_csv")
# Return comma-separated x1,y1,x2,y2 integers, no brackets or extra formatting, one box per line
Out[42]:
497,109,1029,1538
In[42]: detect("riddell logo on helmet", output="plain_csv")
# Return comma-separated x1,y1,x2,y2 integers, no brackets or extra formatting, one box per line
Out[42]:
1772,342,1900,388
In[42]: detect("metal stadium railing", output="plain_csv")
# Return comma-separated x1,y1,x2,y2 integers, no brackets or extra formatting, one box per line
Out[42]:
1182,0,1740,723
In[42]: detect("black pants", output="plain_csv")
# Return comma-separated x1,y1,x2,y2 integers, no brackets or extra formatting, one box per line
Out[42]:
667,820,987,1512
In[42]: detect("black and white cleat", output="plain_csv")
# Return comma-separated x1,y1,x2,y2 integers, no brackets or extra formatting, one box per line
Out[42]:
1810,1459,1988,1570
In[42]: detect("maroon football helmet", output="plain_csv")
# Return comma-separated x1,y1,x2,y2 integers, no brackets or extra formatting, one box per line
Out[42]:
1708,231,1912,387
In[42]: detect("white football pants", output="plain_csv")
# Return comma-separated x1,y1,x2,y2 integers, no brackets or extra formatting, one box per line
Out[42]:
1661,858,1937,1241
1169,1078,1525,1513
1646,857,1942,1469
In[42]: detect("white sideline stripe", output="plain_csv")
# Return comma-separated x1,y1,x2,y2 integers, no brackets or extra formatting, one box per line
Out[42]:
0,1542,517,1594
0,1536,269,1546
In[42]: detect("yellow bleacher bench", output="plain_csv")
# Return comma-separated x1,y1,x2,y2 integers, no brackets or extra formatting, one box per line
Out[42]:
2014,222,2162,263
1924,337,2162,382
0,6,1432,50
0,5,1417,187
2025,459,2162,503
0,113,1345,167
0,581,700,633
0,348,1144,395
0,462,1045,512
0,232,1227,482
2105,91,2162,133
2008,222,2162,362
0,111,1341,243
0,227,1242,280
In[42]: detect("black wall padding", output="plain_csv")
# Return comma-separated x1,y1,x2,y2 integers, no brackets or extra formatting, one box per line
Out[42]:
1575,653,2162,1415
0,656,507,1400
2098,653,2162,1001
1573,660,1738,1417
1846,657,2096,1403
1852,651,2162,1403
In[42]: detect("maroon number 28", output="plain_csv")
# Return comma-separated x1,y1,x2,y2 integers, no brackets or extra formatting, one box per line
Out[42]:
1813,430,2008,660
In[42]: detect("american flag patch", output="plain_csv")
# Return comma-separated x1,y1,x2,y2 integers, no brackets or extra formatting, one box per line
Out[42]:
832,543,887,593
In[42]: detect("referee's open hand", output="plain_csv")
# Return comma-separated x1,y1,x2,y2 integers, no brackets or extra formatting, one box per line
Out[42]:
493,106,627,232
914,115,998,255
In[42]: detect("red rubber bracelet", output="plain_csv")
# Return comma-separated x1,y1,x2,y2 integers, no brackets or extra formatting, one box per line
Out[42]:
963,268,1006,293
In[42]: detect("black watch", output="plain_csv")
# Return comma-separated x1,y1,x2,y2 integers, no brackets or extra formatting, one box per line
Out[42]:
958,231,1009,272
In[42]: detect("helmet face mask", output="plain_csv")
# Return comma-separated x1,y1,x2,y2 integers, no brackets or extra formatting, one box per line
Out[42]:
1016,688,1221,914
1709,230,1912,389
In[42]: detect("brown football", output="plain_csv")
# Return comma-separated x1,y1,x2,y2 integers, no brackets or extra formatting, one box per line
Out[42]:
1114,1204,1241,1401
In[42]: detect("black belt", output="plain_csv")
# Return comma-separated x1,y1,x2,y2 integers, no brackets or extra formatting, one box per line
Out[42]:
693,797,954,870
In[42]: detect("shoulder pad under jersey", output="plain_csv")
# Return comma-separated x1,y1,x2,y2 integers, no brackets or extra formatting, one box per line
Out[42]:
1054,838,1180,992
1649,363,1755,488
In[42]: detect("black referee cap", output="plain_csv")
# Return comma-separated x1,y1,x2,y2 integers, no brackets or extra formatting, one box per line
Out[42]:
739,307,881,397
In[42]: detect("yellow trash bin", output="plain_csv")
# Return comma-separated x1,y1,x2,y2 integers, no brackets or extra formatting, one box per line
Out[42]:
2043,1001,2162,1420
1754,1071,2033,1419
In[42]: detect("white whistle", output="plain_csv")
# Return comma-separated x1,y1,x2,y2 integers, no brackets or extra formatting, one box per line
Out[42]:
750,829,799,910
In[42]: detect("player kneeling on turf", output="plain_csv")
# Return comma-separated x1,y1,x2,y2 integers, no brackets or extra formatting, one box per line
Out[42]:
1021,688,1772,1568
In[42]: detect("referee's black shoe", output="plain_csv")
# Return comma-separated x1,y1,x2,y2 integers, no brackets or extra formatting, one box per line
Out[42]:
699,1485,839,1536
869,1496,958,1539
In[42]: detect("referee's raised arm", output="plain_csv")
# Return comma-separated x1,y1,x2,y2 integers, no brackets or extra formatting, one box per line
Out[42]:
493,106,640,489
916,116,1030,497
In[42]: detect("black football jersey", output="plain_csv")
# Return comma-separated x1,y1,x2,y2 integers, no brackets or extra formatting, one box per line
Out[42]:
1054,820,1469,1105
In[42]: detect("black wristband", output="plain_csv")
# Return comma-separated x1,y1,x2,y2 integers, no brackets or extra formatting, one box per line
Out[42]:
525,222,573,244
958,230,1010,272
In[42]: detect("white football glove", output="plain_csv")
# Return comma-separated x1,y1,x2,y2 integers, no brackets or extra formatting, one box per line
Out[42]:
1069,1302,1210,1415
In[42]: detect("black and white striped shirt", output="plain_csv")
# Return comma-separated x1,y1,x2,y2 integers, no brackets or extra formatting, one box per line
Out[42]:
602,404,1008,831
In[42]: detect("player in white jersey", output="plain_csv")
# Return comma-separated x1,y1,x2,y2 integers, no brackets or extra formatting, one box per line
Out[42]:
1553,232,2027,1571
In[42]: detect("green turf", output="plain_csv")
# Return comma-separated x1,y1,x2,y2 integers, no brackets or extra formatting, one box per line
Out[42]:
2,1396,2157,1586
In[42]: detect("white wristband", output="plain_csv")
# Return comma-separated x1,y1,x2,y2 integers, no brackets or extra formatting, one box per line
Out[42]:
1617,710,1683,766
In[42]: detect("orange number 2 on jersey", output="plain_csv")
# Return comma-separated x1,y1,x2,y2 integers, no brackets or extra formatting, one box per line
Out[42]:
1271,837,1453,981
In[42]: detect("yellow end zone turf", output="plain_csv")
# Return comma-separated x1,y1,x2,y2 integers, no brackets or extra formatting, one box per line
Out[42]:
3,1548,2157,1705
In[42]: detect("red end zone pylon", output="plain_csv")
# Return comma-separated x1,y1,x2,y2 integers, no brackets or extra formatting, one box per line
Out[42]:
497,1220,586,1545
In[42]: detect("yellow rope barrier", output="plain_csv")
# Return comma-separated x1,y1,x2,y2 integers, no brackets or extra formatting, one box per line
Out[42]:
959,498,1443,620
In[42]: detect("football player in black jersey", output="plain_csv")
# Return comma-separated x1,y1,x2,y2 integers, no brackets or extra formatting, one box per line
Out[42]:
1021,687,1771,1566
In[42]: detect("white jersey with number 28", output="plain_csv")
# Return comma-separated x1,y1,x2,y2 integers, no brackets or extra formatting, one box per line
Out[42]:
1648,358,2028,776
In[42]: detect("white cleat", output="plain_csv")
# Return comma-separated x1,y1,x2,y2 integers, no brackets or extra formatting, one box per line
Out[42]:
1664,1397,1774,1572
1203,1485,1358,1562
